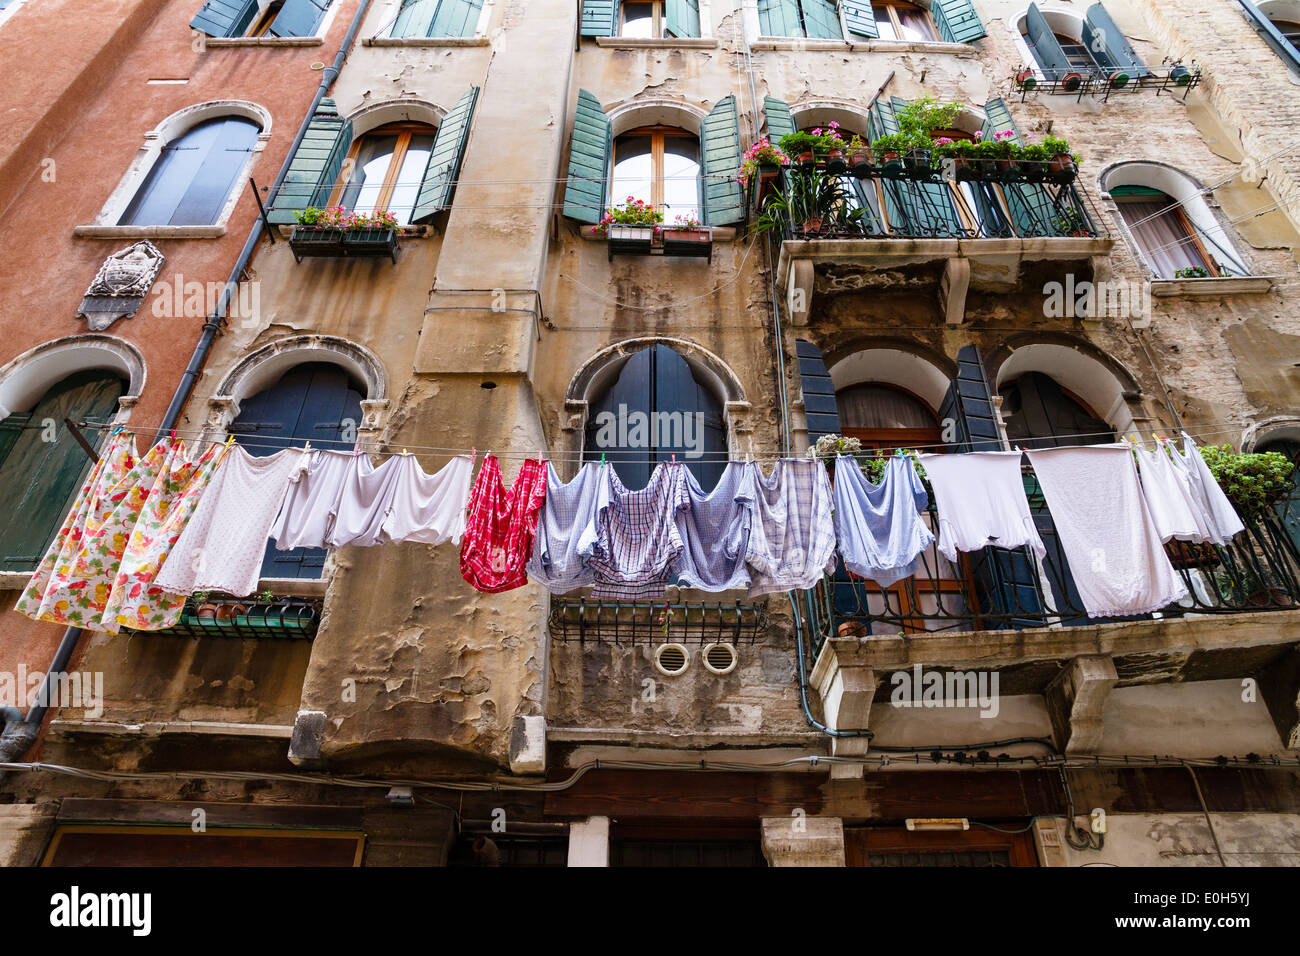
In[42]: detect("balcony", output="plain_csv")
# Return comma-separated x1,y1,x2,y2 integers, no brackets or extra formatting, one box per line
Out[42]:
548,598,767,646
122,594,323,640
764,161,1113,325
288,225,400,264
1010,61,1202,102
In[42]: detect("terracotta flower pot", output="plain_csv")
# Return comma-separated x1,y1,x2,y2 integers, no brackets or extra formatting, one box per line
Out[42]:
1048,153,1077,183
1061,71,1084,92
1015,67,1037,90
797,150,816,171
837,621,867,638
195,603,218,621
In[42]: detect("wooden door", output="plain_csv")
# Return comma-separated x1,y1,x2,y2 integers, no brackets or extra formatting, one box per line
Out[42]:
844,826,1039,867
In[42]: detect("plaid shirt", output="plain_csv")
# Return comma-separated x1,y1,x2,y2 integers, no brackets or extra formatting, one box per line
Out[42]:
587,462,690,600
527,461,604,593
746,458,837,598
460,455,548,594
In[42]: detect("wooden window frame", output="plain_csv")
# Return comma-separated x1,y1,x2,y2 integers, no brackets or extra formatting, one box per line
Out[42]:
247,0,285,36
1115,194,1220,276
610,125,700,214
871,0,937,42
327,122,436,216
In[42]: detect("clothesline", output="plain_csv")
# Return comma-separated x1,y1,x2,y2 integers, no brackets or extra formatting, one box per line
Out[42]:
68,418,1258,463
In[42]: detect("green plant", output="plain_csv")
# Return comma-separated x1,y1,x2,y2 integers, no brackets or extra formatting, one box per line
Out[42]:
192,590,210,603
294,206,399,230
1041,135,1081,164
777,130,836,157
738,137,789,187
898,96,960,140
753,168,865,235
596,197,664,235
807,434,863,459
870,133,915,155
1199,445,1295,519
256,588,276,603
1052,207,1088,235
860,449,928,483
1174,265,1210,279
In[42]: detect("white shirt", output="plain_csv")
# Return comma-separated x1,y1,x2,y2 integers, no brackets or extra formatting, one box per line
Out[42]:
917,451,1046,563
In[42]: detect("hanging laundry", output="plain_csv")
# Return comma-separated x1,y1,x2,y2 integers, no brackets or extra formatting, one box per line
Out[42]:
16,431,151,629
269,449,353,550
379,453,474,546
673,462,755,592
1026,444,1188,617
460,455,548,593
324,452,406,548
745,458,837,599
1133,443,1213,543
99,437,225,632
917,451,1046,562
1169,433,1245,545
585,461,689,600
527,460,605,594
156,446,306,598
832,453,935,588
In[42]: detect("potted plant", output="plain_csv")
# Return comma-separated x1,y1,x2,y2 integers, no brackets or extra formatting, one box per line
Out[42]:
897,96,960,144
870,133,912,177
598,197,663,258
931,138,976,182
778,131,823,171
1198,445,1296,522
290,206,400,263
661,214,713,259
1060,70,1085,93
754,167,855,238
1017,141,1050,182
192,590,217,621
738,137,790,205
214,599,248,625
1174,265,1211,279
846,135,873,179
1015,67,1038,90
1169,63,1192,87
1043,136,1080,183
1051,207,1090,237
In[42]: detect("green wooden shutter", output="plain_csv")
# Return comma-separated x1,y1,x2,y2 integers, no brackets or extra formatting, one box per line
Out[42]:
701,95,745,226
841,0,878,38
0,371,122,572
563,90,613,223
981,97,1052,237
580,0,617,36
267,0,330,37
980,97,1021,142
758,0,803,37
872,97,900,135
190,0,258,37
1082,2,1147,78
801,0,843,39
885,96,961,236
392,0,437,37
1024,2,1071,80
763,97,797,143
931,0,986,43
267,99,353,225
429,0,484,37
665,0,700,37
412,86,478,222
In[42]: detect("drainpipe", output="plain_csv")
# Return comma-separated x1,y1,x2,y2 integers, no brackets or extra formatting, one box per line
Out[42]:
0,0,376,774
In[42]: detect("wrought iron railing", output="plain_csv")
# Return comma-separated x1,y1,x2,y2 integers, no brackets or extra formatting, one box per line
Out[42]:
760,160,1107,242
1011,62,1202,101
123,595,322,639
548,598,767,646
798,467,1300,660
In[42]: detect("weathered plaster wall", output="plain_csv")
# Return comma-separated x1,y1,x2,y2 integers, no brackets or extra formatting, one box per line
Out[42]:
1053,812,1300,867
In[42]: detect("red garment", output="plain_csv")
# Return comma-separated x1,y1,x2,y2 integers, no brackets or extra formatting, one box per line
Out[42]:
460,455,548,593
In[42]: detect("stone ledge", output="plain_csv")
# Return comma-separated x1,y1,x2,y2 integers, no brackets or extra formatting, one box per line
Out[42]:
1149,275,1276,297
48,719,294,738
595,36,719,48
74,225,226,239
362,35,490,46
204,36,323,46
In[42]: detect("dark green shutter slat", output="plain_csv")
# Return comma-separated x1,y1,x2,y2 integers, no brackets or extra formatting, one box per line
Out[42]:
580,0,617,36
1025,2,1072,80
267,0,330,37
841,0,878,38
801,0,842,39
758,0,803,37
873,97,900,135
982,97,1049,237
763,97,797,143
563,89,612,223
412,85,478,222
268,99,352,224
796,339,839,447
190,0,258,37
931,0,986,43
1082,2,1147,77
701,94,744,226
981,97,1021,143
393,0,438,37
429,0,484,37
665,0,700,38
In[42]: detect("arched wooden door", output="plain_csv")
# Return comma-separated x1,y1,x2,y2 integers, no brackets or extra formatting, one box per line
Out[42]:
0,370,124,571
228,363,364,579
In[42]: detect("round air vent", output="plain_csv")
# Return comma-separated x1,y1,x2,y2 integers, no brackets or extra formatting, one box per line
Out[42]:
702,642,737,675
654,642,689,676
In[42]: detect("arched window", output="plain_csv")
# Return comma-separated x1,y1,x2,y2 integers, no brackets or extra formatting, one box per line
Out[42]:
837,383,941,449
1111,186,1229,278
119,116,261,226
328,122,438,227
611,127,701,222
871,1,936,40
0,370,124,571
757,0,842,39
229,362,363,578
582,344,727,490
1000,371,1113,448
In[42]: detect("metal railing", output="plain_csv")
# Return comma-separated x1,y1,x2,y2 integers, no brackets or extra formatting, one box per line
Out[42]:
798,469,1300,660
548,598,767,646
123,595,322,640
1012,62,1202,101
762,160,1107,242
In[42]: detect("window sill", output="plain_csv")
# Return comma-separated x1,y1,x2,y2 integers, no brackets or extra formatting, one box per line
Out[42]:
594,36,719,49
257,576,328,597
203,36,324,47
751,37,849,51
0,571,31,591
1148,276,1276,297
273,224,433,239
579,225,737,241
362,36,490,47
847,39,976,55
74,225,226,239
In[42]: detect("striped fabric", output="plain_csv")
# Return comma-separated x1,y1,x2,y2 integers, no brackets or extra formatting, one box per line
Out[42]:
460,455,548,594
746,458,838,598
586,462,690,600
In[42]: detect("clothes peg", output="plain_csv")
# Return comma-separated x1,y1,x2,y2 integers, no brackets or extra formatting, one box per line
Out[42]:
225,434,236,448
671,453,677,464
304,440,312,453
601,452,606,465
402,448,409,457
169,428,176,440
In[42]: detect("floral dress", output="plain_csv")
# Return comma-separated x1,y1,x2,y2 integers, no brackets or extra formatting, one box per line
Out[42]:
98,437,225,633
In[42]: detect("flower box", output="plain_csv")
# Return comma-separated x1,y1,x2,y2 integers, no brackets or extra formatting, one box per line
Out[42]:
289,225,400,263
661,226,713,261
607,225,656,260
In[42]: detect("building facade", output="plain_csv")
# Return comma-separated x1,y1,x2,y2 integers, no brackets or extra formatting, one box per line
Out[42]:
2,0,1300,867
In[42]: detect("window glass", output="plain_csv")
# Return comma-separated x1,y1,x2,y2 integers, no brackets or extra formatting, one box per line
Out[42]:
662,137,701,220
611,134,655,208
611,130,700,221
896,4,934,40
119,116,260,226
1115,194,1214,278
334,125,438,227
386,133,435,224
341,134,401,216
621,1,656,36
873,4,899,39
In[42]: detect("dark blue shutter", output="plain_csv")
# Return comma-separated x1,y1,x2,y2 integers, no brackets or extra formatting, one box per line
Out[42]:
267,100,353,224
796,339,839,448
1024,2,1071,80
267,0,330,37
841,0,878,38
701,95,745,226
230,363,363,579
1082,2,1148,79
931,0,986,43
580,0,617,36
412,86,478,221
563,90,612,224
120,117,260,227
190,0,258,37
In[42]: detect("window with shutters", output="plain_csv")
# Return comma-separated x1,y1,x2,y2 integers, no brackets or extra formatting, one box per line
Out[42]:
118,116,261,227
190,0,332,38
870,1,935,40
757,0,844,39
1016,2,1164,92
388,0,485,38
325,122,438,227
610,127,702,222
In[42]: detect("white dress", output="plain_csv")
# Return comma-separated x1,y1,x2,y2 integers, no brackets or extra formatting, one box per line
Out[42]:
379,454,474,545
917,451,1046,563
156,447,306,597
